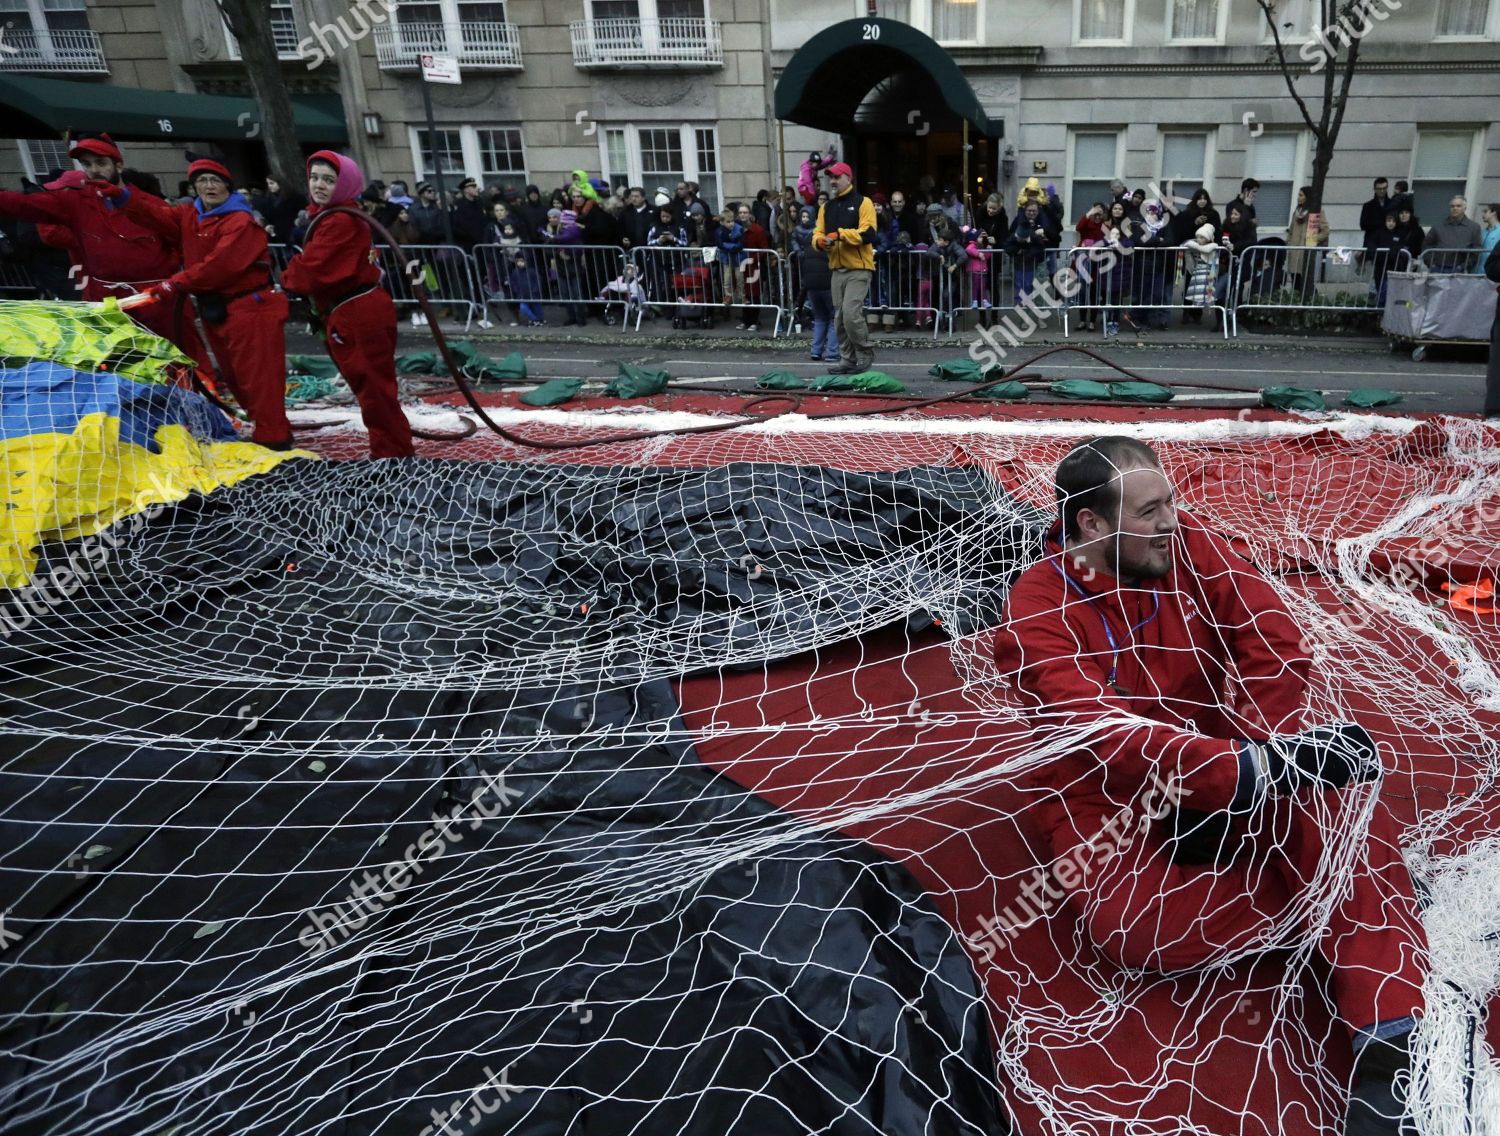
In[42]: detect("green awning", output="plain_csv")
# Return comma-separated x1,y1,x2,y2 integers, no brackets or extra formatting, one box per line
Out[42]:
775,17,994,136
0,74,347,145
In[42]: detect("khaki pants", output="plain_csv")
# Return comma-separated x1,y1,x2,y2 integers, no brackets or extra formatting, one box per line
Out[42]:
831,268,873,369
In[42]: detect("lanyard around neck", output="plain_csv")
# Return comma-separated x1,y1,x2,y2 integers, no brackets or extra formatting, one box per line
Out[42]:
1050,556,1162,692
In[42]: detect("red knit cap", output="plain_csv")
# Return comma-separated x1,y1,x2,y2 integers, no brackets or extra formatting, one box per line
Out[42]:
188,158,234,185
69,133,123,163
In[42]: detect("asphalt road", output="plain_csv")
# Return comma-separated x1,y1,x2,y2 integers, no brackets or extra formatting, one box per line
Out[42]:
287,323,1493,416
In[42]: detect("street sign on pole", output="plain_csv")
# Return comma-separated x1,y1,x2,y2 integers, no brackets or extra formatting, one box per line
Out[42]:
420,53,461,84
418,53,460,244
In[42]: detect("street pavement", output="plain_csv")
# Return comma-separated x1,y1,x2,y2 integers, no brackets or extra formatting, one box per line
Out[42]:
287,318,1493,417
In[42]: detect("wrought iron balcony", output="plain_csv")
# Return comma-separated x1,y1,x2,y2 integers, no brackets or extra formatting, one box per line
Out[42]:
0,27,108,74
570,17,723,69
372,21,523,72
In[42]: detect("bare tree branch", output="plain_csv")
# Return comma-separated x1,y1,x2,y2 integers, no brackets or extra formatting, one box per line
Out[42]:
1255,0,1320,138
215,0,306,193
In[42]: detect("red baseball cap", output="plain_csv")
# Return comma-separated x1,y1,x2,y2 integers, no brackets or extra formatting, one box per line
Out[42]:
826,162,853,179
188,158,234,185
69,132,123,163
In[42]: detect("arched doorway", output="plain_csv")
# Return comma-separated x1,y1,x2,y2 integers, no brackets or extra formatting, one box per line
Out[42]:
773,17,1001,207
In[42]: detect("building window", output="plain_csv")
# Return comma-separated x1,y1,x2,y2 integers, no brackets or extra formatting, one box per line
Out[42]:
1434,0,1494,37
414,128,466,181
398,0,509,23
932,0,979,42
1246,131,1303,230
1160,132,1211,204
589,0,705,18
866,0,911,18
1076,0,1133,43
1069,131,1122,222
0,0,89,34
476,127,526,185
225,1,299,59
1411,130,1477,222
1168,0,1225,43
600,124,721,213
17,138,73,181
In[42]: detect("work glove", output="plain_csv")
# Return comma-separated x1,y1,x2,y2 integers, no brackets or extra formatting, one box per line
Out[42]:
89,178,126,200
1242,722,1382,794
118,280,174,312
813,233,830,252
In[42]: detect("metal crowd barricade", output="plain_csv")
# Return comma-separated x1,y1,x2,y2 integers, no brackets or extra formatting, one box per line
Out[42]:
1062,244,1230,339
630,244,789,335
865,248,946,338
1417,246,1491,275
1229,245,1401,335
474,242,638,329
266,242,481,330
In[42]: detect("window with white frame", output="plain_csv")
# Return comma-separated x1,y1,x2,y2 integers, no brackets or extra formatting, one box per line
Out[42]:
1411,130,1477,223
1160,132,1211,204
931,0,979,41
590,0,705,19
397,0,508,22
1434,0,1494,37
0,0,90,34
476,128,527,186
225,0,299,59
1069,131,1122,221
1168,0,1225,43
1076,0,1132,43
1246,131,1303,230
409,125,527,189
17,138,73,182
600,124,721,213
866,0,911,19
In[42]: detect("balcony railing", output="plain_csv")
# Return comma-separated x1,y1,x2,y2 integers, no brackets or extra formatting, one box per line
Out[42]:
570,17,723,68
371,21,523,71
0,27,108,74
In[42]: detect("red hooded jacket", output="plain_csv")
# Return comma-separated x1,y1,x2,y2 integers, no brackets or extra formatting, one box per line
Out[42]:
119,191,273,296
0,181,178,294
992,511,1311,843
280,150,381,313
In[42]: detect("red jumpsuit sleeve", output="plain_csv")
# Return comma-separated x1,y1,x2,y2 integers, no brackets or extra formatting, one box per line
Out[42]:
1187,519,1311,736
0,189,74,225
994,574,1247,813
117,190,184,243
282,212,363,294
166,214,268,294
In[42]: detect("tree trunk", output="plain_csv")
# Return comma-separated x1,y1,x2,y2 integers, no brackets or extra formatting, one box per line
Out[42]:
216,0,307,194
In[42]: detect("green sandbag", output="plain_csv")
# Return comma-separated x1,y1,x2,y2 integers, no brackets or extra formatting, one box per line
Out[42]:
1108,381,1175,404
1261,385,1326,411
286,354,340,379
757,371,809,390
929,358,998,383
604,362,670,398
973,380,1031,401
1049,379,1114,401
1343,388,1402,409
519,378,583,407
396,352,445,375
451,341,527,382
810,370,905,394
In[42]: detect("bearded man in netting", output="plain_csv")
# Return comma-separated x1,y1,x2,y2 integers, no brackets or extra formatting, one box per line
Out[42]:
993,436,1428,1136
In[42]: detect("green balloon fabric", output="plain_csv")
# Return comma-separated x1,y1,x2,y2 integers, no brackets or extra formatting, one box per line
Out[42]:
286,355,340,379
973,380,1031,401
396,352,445,375
757,372,809,390
1343,388,1403,409
1049,379,1114,401
929,358,997,383
519,378,583,407
605,362,670,398
1261,385,1327,411
1108,381,1175,404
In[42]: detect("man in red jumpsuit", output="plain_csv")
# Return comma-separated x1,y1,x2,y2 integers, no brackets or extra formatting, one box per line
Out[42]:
0,132,208,367
97,158,291,449
280,150,413,459
993,436,1427,1136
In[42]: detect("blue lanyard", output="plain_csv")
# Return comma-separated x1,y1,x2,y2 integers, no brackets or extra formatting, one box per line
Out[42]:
1050,557,1162,691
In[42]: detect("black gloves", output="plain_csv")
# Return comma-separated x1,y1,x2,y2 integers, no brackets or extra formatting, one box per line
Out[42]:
1244,722,1382,794
860,228,876,244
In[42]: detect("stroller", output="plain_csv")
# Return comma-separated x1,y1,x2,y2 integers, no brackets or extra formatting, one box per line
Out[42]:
670,259,715,329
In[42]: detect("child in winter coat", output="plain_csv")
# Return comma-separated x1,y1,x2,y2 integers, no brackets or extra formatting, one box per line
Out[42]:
798,146,838,206
505,252,545,327
964,228,994,310
1181,223,1223,316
